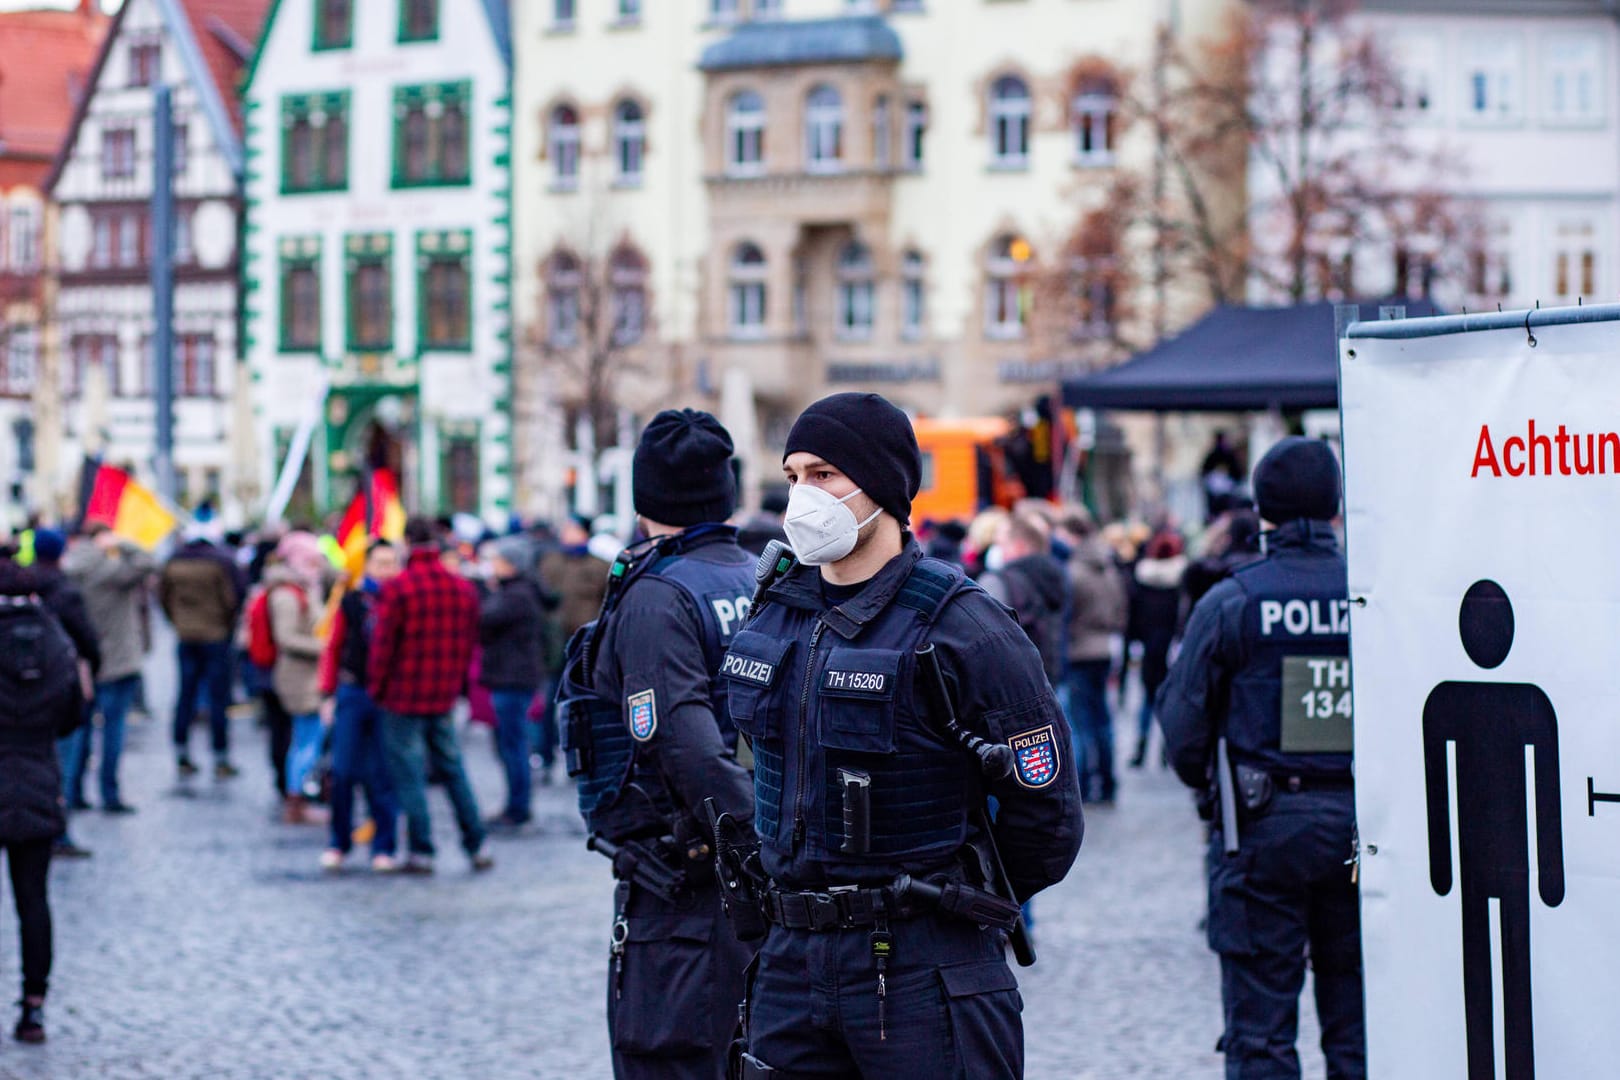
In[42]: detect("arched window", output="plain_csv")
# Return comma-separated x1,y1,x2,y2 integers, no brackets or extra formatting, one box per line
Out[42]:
549,104,580,189
614,100,646,184
989,75,1030,167
546,250,581,346
610,245,648,345
805,85,844,172
1072,74,1118,166
729,242,767,337
835,242,875,339
985,233,1031,339
726,91,765,175
901,249,925,340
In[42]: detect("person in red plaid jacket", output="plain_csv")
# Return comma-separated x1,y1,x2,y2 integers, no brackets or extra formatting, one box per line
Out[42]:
369,518,492,874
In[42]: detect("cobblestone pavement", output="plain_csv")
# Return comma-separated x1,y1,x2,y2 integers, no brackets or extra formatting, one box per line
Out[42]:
0,668,1327,1080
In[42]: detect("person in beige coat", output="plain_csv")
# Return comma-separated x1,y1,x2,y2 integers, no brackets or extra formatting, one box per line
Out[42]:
266,533,329,824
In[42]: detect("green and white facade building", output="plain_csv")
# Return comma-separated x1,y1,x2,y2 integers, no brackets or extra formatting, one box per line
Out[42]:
242,0,513,520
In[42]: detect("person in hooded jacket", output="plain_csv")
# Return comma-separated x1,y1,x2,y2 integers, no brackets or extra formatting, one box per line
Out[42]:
1155,437,1363,1080
0,558,88,1045
1126,529,1187,769
478,534,551,829
266,532,330,825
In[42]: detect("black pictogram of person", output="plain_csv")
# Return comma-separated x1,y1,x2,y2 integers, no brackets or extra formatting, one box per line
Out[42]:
1424,579,1564,1080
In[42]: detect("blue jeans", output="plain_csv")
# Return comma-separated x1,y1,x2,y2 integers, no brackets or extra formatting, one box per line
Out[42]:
1064,660,1115,802
174,640,232,759
329,685,398,856
286,713,324,797
491,688,536,821
380,711,486,858
62,675,139,806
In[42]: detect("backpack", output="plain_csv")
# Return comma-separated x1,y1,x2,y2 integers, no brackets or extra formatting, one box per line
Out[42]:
0,598,81,736
246,583,307,669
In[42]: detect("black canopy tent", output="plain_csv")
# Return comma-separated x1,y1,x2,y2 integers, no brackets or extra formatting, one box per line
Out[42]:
1062,300,1441,412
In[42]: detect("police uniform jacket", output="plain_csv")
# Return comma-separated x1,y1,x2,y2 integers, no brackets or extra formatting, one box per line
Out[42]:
589,528,756,832
725,539,1083,900
1156,520,1352,790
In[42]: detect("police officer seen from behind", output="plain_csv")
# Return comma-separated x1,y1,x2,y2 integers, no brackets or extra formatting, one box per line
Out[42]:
581,410,757,1080
723,393,1082,1078
1156,437,1364,1080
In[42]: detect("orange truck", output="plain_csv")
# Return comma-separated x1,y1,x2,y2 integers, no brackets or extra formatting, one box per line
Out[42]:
910,417,1024,525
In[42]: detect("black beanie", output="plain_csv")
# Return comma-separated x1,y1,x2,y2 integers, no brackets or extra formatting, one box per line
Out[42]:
784,393,921,525
633,409,738,527
1254,437,1341,524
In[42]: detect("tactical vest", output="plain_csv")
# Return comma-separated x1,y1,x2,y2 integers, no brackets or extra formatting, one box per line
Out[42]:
559,529,754,839
723,559,977,868
1224,523,1353,780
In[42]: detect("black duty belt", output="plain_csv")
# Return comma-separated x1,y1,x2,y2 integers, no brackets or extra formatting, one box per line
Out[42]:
1274,774,1354,794
763,885,907,931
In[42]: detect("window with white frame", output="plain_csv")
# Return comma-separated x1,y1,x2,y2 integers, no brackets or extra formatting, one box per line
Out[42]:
117,212,140,268
754,0,783,18
614,99,646,184
617,0,641,22
173,206,192,264
1390,32,1441,116
989,76,1030,168
726,91,766,175
550,104,581,188
1551,219,1600,301
1544,36,1604,124
710,0,740,23
903,100,927,170
985,233,1030,339
1462,34,1524,122
1071,75,1117,165
610,245,648,345
92,215,112,269
546,250,581,346
729,242,767,337
8,205,38,271
3,327,37,396
805,85,844,172
835,242,875,339
901,250,925,340
872,95,891,170
552,0,576,29
101,125,136,180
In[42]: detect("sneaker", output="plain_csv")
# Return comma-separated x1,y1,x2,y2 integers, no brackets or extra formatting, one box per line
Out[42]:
102,802,137,815
177,757,200,778
469,847,495,873
52,840,92,860
214,761,241,780
14,999,44,1044
400,855,435,876
370,854,399,874
484,812,529,832
319,849,346,872
68,797,92,811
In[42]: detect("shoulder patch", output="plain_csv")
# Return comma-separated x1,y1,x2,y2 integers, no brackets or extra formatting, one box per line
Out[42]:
627,689,657,742
1009,724,1061,789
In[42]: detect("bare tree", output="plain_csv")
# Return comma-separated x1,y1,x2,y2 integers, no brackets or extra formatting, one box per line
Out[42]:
1109,0,1485,314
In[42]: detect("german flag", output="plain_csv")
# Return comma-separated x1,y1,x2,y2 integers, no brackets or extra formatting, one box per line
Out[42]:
336,468,406,578
79,461,178,550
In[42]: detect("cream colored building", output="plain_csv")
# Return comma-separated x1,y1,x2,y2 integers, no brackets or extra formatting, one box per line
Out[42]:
513,0,1234,513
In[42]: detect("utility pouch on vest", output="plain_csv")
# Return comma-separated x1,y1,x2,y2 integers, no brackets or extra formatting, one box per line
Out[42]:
1235,763,1275,818
839,768,871,855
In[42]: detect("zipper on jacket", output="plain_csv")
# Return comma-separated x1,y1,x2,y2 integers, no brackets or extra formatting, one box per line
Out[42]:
791,619,828,852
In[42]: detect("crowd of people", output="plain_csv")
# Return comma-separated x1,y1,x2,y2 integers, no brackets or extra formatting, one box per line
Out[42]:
0,432,1268,1054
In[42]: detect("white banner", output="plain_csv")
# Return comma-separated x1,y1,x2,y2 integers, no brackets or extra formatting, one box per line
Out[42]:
1340,310,1620,1079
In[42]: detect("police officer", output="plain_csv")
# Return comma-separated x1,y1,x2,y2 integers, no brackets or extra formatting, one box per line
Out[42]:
583,410,758,1080
722,393,1082,1077
1156,437,1365,1080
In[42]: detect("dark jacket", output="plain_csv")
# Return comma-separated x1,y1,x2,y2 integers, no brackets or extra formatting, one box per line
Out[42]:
479,574,548,691
159,540,242,643
0,565,86,843
981,553,1069,681
33,562,102,678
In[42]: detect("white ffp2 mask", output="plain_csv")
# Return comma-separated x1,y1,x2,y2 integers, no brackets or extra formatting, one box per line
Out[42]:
782,484,881,566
